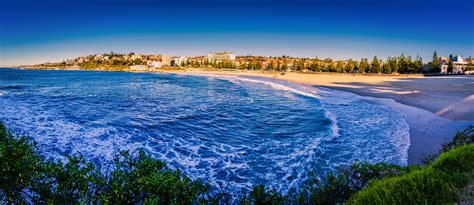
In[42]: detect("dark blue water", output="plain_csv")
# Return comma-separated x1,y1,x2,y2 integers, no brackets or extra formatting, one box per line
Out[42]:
0,68,409,194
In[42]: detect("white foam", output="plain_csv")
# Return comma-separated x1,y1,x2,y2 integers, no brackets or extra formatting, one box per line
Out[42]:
235,77,341,139
0,70,413,198
232,76,409,166
236,77,319,99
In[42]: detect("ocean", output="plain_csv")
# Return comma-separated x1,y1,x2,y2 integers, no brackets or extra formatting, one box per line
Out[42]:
0,68,409,194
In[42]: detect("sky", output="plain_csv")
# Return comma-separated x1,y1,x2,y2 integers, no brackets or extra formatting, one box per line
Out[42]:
0,0,473,66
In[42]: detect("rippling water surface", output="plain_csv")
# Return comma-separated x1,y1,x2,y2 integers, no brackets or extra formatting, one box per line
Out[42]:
0,69,409,194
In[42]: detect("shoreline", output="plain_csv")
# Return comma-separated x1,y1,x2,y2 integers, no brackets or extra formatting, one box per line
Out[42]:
5,67,473,164
161,69,473,165
352,91,472,164
160,68,474,121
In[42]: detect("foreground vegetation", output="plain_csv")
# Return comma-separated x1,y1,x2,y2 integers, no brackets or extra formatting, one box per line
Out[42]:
1,122,473,204
349,144,474,204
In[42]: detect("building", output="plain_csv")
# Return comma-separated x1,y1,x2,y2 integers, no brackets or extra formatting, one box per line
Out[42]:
466,57,474,64
149,61,162,68
172,56,188,66
94,54,103,61
440,55,468,74
66,59,75,65
437,57,448,64
208,52,236,62
129,65,148,71
131,53,142,60
161,55,171,66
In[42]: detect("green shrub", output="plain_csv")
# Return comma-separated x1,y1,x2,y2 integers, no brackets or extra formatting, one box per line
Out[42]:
440,125,474,152
298,162,413,204
103,151,209,204
30,156,103,204
0,123,44,203
239,185,288,205
0,122,208,204
237,163,410,205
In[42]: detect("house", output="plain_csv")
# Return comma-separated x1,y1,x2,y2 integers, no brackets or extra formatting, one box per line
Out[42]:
94,54,103,61
440,55,468,74
66,59,75,65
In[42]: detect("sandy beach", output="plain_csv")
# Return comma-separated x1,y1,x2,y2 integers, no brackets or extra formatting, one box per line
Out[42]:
164,68,474,164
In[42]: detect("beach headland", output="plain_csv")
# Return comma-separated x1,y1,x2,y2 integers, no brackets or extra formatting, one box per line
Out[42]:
161,68,474,164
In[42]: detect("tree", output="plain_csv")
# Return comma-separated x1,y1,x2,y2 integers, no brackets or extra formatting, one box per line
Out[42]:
414,55,423,73
268,61,274,70
295,60,304,71
326,60,335,72
406,55,414,73
336,61,344,73
359,58,368,73
428,51,441,73
390,57,399,73
382,57,392,74
398,54,409,73
432,51,438,63
370,56,382,73
276,61,281,71
345,59,355,73
448,54,454,73
281,62,288,71
353,61,360,72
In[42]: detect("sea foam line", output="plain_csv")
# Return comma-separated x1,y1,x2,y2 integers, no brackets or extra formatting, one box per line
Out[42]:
235,76,340,138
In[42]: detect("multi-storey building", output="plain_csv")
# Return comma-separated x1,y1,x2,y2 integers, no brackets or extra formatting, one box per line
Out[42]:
441,55,468,74
208,52,236,62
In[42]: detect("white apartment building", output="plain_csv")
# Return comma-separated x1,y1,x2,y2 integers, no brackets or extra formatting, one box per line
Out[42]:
207,52,236,62
172,56,188,66
441,55,468,74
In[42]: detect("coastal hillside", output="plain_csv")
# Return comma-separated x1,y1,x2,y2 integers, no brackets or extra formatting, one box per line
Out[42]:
20,51,474,75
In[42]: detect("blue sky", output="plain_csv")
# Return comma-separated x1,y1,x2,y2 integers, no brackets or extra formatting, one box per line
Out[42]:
0,0,473,66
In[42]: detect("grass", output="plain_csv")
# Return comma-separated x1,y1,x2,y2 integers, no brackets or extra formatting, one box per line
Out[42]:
349,143,474,204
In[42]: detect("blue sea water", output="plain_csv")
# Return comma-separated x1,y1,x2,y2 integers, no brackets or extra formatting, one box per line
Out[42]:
0,69,409,194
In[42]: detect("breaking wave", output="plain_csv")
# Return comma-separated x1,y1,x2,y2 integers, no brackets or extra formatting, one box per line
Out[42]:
0,69,410,196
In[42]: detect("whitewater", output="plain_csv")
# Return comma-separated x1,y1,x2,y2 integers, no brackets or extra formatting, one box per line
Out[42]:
0,69,409,195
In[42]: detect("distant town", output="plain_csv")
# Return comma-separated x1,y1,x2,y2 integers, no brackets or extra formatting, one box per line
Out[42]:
21,51,474,75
